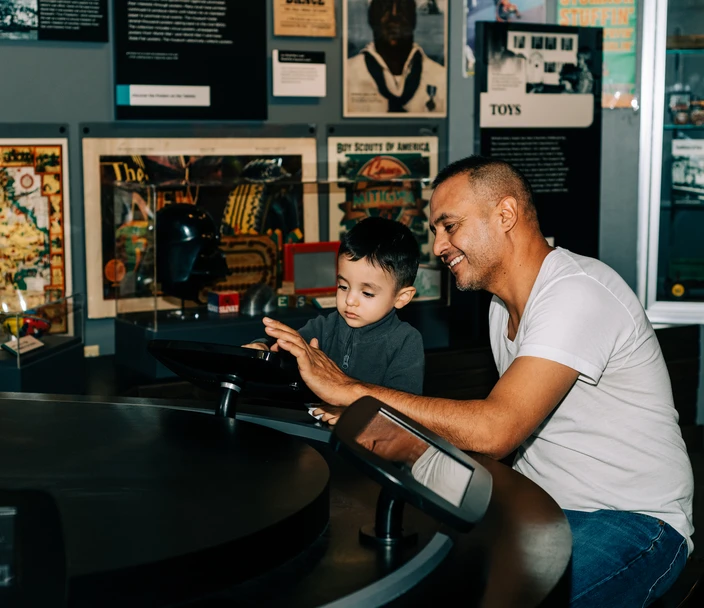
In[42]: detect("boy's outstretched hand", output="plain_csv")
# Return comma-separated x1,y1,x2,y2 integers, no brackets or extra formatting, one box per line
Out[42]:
262,317,362,409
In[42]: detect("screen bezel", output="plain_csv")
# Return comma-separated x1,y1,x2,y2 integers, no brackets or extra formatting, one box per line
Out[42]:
147,339,302,390
331,396,493,532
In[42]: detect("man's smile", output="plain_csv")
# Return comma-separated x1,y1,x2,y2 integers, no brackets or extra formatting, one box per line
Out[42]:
448,254,465,268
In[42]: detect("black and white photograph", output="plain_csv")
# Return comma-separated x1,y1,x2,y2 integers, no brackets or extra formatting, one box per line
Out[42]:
464,0,546,77
0,0,38,40
672,140,704,203
485,26,597,96
343,0,447,118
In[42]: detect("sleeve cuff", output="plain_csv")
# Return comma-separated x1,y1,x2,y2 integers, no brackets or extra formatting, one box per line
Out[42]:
517,344,603,385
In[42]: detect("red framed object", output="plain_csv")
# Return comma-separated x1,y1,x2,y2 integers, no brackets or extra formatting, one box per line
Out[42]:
283,241,340,295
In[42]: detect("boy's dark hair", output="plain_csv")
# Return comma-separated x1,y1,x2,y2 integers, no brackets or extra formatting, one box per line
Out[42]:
338,217,420,290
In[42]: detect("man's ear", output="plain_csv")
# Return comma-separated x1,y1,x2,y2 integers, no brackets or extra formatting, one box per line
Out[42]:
497,196,519,233
394,286,416,309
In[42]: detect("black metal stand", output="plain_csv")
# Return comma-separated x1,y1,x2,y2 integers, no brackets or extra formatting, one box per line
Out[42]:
216,374,245,418
359,487,418,548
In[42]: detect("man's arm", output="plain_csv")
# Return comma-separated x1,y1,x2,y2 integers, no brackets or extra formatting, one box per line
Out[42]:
263,317,578,459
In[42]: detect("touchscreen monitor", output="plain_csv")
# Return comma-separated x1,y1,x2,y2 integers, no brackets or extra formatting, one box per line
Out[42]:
333,397,492,531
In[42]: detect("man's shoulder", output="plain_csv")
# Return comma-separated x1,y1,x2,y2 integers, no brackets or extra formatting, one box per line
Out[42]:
541,249,622,286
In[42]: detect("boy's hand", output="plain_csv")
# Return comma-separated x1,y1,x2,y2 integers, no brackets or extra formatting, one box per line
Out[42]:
308,405,347,426
262,317,363,407
242,343,269,351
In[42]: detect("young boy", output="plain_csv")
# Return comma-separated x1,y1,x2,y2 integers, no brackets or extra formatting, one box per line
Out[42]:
243,216,425,395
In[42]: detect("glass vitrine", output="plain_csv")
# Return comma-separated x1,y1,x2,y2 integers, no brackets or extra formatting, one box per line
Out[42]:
639,0,704,323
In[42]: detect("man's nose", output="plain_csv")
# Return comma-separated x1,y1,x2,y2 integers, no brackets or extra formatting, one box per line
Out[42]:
433,231,448,258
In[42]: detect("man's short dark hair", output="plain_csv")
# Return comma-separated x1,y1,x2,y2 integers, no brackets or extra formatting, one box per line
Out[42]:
338,216,420,290
432,155,538,225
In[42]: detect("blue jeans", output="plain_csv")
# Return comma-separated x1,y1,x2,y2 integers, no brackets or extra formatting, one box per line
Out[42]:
564,509,688,608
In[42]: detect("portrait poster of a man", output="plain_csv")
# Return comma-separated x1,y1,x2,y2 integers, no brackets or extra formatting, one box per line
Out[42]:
344,0,447,118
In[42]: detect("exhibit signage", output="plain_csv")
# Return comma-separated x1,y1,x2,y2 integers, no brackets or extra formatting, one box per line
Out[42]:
113,0,267,120
476,22,603,258
273,51,327,98
0,0,108,42
274,0,336,38
557,0,637,109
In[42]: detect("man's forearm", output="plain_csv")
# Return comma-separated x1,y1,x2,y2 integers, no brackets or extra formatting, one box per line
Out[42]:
347,381,508,458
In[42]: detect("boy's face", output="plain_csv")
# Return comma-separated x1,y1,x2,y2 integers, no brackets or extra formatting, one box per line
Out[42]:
336,255,414,328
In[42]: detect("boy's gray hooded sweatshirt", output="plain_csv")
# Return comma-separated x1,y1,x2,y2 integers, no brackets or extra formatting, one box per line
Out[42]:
260,309,425,395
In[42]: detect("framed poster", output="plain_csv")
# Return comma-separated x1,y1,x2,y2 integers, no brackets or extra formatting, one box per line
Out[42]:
274,0,336,37
327,135,438,264
557,0,637,109
476,22,602,258
82,137,318,319
343,0,447,117
0,138,71,310
113,0,266,120
464,0,547,77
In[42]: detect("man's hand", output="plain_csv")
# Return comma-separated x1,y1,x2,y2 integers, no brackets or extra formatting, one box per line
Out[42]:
262,317,363,406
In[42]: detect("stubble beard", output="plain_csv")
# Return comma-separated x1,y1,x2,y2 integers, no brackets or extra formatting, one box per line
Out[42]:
453,249,500,293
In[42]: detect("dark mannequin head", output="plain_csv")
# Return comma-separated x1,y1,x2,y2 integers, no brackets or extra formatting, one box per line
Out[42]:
368,0,416,49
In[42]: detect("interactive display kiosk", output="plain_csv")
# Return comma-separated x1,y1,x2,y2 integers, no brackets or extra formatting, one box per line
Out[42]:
147,339,311,417
333,397,493,547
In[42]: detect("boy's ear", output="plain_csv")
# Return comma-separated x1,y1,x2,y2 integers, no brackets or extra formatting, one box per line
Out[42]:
393,286,416,310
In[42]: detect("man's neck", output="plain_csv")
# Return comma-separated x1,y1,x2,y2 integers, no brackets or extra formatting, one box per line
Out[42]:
491,236,553,340
373,38,414,75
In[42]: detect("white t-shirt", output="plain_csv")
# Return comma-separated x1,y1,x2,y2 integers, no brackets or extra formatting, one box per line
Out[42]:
346,43,446,115
489,248,694,554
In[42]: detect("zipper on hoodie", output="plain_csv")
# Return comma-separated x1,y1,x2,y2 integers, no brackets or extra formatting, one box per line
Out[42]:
342,332,353,370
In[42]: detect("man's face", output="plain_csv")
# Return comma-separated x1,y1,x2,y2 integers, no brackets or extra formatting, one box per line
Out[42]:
429,174,504,292
369,0,416,45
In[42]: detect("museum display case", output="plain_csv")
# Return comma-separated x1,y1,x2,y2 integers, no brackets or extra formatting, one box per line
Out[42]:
0,292,84,392
638,0,704,323
106,174,451,379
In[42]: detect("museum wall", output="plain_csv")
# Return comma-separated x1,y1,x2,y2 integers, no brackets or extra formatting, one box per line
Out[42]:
0,0,641,356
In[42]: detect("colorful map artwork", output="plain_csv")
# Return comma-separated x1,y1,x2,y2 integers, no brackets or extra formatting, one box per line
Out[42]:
0,144,66,313
99,154,306,302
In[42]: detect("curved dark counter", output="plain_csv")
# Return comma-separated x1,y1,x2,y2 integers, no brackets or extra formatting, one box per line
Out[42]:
0,396,330,606
0,393,572,607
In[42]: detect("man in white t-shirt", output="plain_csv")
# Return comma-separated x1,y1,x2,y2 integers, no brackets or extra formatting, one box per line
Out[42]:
346,0,446,115
262,155,694,606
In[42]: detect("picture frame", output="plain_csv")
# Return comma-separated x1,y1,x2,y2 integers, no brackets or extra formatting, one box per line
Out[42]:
283,241,340,295
0,138,72,310
82,136,318,319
